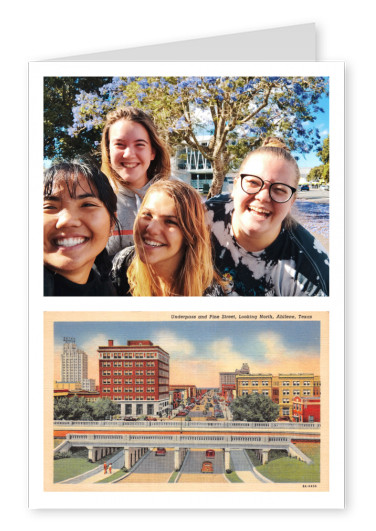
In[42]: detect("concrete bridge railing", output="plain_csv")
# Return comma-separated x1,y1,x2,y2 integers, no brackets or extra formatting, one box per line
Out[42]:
54,420,320,430
65,432,293,450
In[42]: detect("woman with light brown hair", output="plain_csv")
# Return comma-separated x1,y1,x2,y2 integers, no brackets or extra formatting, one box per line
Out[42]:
101,106,171,257
111,180,225,296
206,137,329,296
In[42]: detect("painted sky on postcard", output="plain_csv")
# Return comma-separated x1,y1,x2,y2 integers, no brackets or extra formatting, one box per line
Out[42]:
53,320,321,387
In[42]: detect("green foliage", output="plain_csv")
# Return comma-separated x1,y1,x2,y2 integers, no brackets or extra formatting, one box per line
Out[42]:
54,396,120,420
246,443,320,483
317,136,329,165
308,136,329,183
307,165,323,182
45,76,328,197
44,77,112,161
230,393,279,422
256,445,320,483
169,471,179,482
53,395,90,420
225,470,243,482
245,450,262,466
54,451,72,460
91,398,120,420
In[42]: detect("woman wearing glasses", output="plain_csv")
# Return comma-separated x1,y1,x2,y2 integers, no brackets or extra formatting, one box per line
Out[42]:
206,137,329,296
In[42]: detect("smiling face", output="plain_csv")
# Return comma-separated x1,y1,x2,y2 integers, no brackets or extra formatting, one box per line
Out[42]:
43,174,112,284
134,191,185,280
231,153,297,251
109,119,156,189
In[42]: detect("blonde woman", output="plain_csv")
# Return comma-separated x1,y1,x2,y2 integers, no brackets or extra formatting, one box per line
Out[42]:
111,180,225,296
206,137,329,296
101,106,171,257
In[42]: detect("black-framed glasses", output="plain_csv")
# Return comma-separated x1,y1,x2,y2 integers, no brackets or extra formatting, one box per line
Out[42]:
240,174,296,203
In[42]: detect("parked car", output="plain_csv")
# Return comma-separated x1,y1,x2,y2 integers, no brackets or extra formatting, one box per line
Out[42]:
207,416,217,421
124,416,137,421
145,416,157,421
201,461,214,473
155,448,166,456
177,411,187,416
300,184,309,191
206,449,215,458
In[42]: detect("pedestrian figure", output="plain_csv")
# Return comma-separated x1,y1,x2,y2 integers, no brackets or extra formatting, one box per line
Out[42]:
108,463,112,474
104,462,107,474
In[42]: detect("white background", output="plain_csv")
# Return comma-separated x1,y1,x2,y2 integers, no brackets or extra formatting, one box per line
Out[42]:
1,0,371,526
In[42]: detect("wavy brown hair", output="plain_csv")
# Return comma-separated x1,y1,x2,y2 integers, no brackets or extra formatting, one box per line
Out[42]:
101,107,171,191
127,180,222,296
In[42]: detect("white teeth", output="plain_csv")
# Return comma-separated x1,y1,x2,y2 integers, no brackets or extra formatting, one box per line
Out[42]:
250,206,270,215
122,163,138,168
56,237,86,247
144,239,164,247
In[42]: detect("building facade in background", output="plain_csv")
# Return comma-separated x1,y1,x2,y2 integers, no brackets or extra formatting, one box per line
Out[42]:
98,339,170,417
292,396,321,422
235,372,320,420
219,363,250,400
60,337,88,384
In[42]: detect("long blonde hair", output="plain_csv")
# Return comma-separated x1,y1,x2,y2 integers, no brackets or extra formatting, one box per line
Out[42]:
127,180,221,296
100,107,171,192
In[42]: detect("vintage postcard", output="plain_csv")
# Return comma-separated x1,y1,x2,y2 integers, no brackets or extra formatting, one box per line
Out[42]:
41,311,332,508
28,61,344,509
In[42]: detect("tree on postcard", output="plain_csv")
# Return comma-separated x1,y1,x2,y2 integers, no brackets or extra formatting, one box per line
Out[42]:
230,393,279,422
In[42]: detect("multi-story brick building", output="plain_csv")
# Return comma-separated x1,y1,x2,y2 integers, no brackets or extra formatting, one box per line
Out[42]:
277,373,316,419
292,396,321,422
234,372,320,420
98,339,170,417
313,375,321,396
236,373,274,400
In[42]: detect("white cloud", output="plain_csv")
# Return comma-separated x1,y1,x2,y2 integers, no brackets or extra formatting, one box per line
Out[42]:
81,333,109,359
257,331,288,363
153,330,195,360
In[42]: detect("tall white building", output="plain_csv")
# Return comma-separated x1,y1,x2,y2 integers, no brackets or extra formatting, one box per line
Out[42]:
61,337,88,384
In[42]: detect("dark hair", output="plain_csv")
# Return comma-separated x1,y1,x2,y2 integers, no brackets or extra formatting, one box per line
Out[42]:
43,157,119,276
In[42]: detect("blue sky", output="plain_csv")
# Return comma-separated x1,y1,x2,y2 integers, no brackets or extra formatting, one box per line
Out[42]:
54,320,321,386
294,92,329,169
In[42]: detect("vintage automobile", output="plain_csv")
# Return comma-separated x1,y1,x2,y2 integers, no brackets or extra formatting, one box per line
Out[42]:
205,449,215,458
201,461,214,473
155,448,166,456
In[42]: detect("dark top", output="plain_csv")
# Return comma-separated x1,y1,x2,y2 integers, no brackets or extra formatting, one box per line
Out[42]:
205,194,329,297
44,266,116,296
